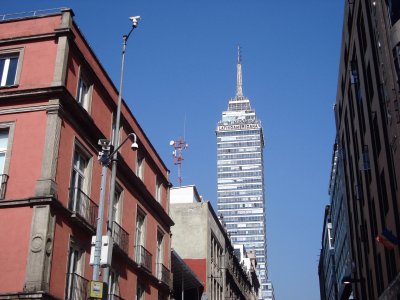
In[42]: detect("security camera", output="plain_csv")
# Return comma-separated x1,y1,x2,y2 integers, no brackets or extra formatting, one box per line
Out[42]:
131,142,139,151
129,16,141,27
98,139,111,146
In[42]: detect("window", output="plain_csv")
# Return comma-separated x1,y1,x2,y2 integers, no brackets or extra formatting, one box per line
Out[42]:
156,230,164,279
66,240,86,300
0,49,23,87
0,130,8,174
108,269,120,298
135,211,145,248
0,124,14,199
0,129,8,199
155,178,162,202
69,145,92,223
136,280,145,300
137,153,144,180
76,71,92,111
112,186,123,225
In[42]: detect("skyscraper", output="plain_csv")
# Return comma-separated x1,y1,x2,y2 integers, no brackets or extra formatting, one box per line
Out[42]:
216,47,272,299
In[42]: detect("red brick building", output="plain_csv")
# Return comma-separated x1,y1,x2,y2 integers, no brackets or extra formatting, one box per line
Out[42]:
0,8,173,300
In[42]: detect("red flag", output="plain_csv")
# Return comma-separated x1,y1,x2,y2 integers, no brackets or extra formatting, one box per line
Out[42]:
376,235,395,249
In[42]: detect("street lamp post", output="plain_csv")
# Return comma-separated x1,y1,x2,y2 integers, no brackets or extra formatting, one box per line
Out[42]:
92,134,138,282
103,16,141,288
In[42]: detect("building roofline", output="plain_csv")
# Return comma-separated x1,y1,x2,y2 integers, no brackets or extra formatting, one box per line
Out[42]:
0,7,170,174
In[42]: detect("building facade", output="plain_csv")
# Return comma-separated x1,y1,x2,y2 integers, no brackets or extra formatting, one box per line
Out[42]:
319,143,354,300
216,48,271,298
0,8,173,300
170,185,259,300
332,0,400,299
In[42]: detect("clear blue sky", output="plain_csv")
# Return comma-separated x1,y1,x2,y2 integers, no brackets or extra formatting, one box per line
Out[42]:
4,1,344,299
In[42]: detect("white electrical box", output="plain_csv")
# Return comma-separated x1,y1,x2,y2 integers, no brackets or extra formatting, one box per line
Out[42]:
90,236,113,267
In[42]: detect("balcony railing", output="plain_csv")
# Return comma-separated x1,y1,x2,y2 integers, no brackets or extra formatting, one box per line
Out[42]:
65,273,88,300
0,174,8,199
156,263,172,287
68,187,98,227
135,245,152,272
0,8,68,21
112,221,129,254
108,294,124,300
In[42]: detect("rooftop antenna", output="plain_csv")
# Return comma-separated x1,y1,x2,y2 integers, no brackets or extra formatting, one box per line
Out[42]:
170,117,188,186
236,44,243,98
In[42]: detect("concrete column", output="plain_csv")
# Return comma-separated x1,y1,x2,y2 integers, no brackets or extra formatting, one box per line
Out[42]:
35,100,62,196
26,99,61,292
24,204,56,292
52,9,73,87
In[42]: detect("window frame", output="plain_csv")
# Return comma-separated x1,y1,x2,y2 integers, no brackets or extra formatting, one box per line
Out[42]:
136,152,145,181
112,184,123,225
0,47,24,88
0,122,15,176
65,237,85,300
135,207,146,248
136,280,145,300
155,177,162,202
68,140,93,215
76,67,93,112
156,229,164,265
108,268,120,297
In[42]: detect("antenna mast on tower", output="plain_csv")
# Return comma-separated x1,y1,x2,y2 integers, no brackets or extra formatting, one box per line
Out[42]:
170,137,188,187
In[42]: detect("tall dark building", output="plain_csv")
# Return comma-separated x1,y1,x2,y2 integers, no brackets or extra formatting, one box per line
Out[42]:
330,0,400,299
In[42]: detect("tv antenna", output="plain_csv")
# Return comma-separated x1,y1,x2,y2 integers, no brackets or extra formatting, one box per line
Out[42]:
170,116,188,186
170,137,188,187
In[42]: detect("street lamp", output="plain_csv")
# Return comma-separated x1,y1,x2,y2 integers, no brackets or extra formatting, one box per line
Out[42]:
103,16,141,287
92,133,138,284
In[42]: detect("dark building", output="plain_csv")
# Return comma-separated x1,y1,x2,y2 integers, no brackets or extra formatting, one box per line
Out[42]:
319,143,353,300
332,0,400,299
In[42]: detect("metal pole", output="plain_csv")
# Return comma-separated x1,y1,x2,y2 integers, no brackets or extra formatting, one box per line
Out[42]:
92,161,108,281
182,271,185,300
104,25,135,288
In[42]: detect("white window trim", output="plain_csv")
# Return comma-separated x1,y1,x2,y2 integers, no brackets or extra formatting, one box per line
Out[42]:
0,47,24,87
0,122,15,176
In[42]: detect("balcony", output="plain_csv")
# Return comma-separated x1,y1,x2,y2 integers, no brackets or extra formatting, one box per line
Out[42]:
65,273,88,300
112,221,129,254
68,187,98,227
135,245,152,272
157,262,172,287
0,174,8,199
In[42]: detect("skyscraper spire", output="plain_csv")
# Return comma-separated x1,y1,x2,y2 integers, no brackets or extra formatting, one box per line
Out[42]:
236,45,243,98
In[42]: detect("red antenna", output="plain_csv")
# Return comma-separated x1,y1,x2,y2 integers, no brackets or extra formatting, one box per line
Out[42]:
170,137,188,186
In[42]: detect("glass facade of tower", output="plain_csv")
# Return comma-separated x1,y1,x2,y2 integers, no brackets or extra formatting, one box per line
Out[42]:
216,94,269,299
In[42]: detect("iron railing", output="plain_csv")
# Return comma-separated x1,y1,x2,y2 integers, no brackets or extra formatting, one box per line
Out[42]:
68,187,98,227
0,174,8,199
65,273,88,300
108,294,124,300
156,263,172,287
135,245,152,272
112,221,129,254
0,8,68,21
